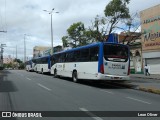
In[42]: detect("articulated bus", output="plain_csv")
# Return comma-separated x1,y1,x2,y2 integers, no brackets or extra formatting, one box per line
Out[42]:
32,55,51,74
50,42,130,82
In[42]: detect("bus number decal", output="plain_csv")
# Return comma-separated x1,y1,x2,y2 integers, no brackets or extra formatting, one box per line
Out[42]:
111,64,125,69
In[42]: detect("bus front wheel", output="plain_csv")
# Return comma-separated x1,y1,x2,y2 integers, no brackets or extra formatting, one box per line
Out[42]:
72,71,78,83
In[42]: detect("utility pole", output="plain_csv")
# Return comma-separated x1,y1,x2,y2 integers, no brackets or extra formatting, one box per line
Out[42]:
16,45,17,60
24,34,27,63
0,30,7,69
0,44,6,69
43,8,59,55
24,35,26,63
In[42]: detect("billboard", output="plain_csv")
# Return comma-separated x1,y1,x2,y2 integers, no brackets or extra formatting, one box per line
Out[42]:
140,4,160,51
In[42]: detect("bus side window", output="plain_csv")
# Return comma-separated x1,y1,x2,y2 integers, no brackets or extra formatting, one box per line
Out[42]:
74,50,81,62
80,48,90,62
66,52,74,62
60,53,66,62
55,54,60,63
90,46,99,61
51,55,55,65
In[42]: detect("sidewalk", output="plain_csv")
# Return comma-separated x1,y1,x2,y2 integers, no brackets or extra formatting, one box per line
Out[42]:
129,73,160,94
130,73,160,80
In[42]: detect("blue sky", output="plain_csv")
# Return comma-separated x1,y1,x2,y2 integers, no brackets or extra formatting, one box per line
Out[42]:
0,0,160,60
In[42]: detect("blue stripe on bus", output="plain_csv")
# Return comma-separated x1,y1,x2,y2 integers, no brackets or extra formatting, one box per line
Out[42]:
98,42,103,73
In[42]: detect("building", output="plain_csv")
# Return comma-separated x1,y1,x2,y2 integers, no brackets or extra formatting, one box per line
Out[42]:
118,32,142,74
33,46,50,58
43,45,62,56
33,45,63,58
140,4,160,74
3,55,14,64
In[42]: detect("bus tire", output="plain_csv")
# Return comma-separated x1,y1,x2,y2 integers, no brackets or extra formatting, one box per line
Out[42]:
54,69,57,78
72,71,78,83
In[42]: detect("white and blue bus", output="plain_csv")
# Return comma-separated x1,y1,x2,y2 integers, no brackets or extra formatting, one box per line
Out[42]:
51,42,130,82
25,60,34,72
32,55,51,74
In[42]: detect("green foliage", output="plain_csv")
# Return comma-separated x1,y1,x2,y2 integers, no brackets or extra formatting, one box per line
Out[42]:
19,63,25,69
104,0,130,37
62,22,93,48
62,0,132,46
89,15,107,42
13,58,23,64
67,22,85,47
104,0,130,19
62,36,69,47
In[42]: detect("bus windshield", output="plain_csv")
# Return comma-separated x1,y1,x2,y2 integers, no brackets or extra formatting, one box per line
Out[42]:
104,44,129,62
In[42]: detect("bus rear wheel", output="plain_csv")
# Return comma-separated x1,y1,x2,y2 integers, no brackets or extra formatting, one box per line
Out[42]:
72,71,78,83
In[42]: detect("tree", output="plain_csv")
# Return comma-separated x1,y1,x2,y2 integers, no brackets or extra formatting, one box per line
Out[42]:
67,22,86,47
89,15,106,42
116,12,142,44
104,0,130,41
14,58,23,64
62,22,91,48
62,0,132,46
62,36,69,47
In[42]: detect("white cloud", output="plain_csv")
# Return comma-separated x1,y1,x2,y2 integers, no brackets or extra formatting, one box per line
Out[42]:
0,0,160,60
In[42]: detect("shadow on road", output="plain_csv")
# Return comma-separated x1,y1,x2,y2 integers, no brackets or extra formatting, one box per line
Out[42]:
58,77,138,90
0,70,18,92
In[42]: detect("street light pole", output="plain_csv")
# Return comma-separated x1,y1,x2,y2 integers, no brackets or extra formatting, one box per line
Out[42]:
24,34,29,63
50,12,53,55
0,44,6,69
24,34,26,63
44,8,59,55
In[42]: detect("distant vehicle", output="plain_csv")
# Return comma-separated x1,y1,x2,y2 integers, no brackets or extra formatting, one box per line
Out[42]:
32,55,51,74
50,42,130,82
25,60,34,71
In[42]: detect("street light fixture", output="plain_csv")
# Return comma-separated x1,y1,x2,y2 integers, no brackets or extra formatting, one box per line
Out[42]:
43,8,59,55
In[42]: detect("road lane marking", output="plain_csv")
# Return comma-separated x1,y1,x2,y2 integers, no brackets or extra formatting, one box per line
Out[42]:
79,108,103,120
37,83,51,91
26,78,31,81
100,90,114,94
126,97,151,104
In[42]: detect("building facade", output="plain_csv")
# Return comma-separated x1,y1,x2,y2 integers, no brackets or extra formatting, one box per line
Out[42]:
43,45,62,56
118,32,142,74
140,4,160,74
3,55,14,64
33,46,50,58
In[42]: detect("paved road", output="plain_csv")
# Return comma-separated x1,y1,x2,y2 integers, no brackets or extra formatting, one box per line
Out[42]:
0,70,160,120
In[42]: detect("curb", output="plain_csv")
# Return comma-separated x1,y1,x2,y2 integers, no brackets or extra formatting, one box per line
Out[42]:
130,76,160,80
138,86,160,95
116,82,160,95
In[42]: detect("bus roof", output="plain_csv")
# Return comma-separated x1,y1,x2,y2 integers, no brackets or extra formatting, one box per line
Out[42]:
53,42,128,55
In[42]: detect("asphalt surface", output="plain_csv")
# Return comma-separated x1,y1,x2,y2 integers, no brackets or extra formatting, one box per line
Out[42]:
0,70,160,120
130,76,160,89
